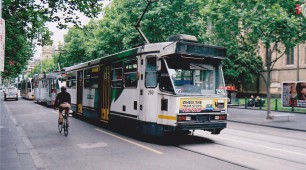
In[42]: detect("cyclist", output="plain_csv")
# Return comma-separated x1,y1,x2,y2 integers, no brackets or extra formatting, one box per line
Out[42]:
54,86,71,124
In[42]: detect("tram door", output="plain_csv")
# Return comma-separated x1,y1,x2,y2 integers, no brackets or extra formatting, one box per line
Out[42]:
100,66,110,122
76,70,83,114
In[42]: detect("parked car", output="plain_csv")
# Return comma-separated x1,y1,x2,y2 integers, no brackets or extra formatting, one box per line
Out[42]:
4,86,18,101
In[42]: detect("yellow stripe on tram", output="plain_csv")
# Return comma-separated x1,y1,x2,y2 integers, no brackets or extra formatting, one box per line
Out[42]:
158,115,176,120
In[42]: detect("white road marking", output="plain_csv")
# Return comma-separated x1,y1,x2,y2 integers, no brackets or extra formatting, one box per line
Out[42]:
95,128,163,155
216,136,306,157
77,142,108,149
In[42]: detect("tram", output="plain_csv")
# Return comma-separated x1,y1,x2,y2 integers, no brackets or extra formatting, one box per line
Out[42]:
33,72,66,105
20,78,34,100
65,34,228,136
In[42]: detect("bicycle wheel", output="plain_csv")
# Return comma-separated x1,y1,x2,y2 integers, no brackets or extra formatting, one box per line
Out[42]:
64,117,68,136
58,120,62,133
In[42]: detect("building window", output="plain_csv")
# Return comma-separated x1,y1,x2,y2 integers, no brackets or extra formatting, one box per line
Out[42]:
286,47,294,65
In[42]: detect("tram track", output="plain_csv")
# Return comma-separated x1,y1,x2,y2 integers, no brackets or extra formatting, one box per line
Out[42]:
175,137,306,170
222,131,306,150
175,145,257,170
171,126,306,170
228,122,306,141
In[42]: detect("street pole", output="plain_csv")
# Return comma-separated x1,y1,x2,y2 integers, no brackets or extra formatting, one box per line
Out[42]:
0,0,2,85
297,44,299,81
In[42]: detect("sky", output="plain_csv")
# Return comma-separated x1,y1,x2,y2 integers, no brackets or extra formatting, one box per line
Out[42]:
34,0,112,59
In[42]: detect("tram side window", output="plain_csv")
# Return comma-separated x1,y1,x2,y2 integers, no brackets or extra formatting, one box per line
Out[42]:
67,71,76,88
111,64,123,88
145,56,157,88
84,67,99,89
159,59,174,93
124,60,137,88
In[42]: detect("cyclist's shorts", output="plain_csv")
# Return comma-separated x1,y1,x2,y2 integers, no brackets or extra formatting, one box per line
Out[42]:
59,103,71,113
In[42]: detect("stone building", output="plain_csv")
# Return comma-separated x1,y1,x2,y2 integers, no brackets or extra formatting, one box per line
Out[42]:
252,44,306,97
41,45,54,60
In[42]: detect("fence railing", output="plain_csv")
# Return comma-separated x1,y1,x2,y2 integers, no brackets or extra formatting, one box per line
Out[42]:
228,98,306,113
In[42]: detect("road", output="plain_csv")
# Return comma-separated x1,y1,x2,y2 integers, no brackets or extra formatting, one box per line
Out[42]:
1,98,306,170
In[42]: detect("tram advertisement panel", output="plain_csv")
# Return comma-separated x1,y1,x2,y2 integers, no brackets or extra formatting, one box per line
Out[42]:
179,98,226,113
282,81,306,108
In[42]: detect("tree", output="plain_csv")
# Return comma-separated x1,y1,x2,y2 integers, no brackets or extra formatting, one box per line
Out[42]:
60,0,207,66
205,0,306,118
29,58,57,78
1,0,103,79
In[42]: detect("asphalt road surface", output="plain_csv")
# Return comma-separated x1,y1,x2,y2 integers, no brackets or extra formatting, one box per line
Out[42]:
1,98,306,170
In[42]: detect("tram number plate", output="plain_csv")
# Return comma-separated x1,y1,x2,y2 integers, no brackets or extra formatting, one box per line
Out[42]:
216,89,226,95
148,90,154,95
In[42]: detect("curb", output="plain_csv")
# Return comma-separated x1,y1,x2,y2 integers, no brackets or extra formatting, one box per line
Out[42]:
228,120,306,132
228,106,306,114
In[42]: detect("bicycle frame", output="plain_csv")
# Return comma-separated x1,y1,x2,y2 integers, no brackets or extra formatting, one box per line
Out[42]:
58,108,69,136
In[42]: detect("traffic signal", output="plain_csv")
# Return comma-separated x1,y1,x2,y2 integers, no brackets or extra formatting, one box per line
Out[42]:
295,4,302,14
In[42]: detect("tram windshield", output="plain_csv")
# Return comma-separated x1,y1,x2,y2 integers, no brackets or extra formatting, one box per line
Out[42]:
160,58,226,96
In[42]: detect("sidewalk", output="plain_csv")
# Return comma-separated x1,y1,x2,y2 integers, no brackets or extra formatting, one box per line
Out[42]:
227,107,306,132
0,100,38,170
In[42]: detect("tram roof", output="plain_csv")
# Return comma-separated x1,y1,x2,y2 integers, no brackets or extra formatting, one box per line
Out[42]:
64,41,226,71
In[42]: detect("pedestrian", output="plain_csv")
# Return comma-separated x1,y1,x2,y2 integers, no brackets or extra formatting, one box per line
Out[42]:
248,95,255,107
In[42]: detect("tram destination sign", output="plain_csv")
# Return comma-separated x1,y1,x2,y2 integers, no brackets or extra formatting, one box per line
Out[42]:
176,42,226,59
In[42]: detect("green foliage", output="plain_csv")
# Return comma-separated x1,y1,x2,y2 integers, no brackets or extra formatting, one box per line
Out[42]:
1,0,102,79
204,0,306,90
61,0,207,65
29,57,57,78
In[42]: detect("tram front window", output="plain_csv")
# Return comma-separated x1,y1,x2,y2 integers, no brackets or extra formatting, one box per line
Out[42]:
161,58,225,95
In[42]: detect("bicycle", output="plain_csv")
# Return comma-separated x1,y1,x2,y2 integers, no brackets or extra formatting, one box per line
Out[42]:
57,107,70,136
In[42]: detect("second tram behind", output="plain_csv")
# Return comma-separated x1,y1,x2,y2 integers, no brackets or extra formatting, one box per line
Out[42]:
33,72,66,105
20,78,34,100
65,35,228,136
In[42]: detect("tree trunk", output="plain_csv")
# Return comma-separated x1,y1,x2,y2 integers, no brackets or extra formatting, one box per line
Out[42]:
266,70,272,119
265,46,272,119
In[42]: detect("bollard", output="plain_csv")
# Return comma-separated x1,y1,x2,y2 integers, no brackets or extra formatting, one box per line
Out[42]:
259,99,262,110
275,99,278,111
245,97,247,109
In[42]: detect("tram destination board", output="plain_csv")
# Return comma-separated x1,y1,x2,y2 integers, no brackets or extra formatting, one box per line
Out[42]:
176,41,226,59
